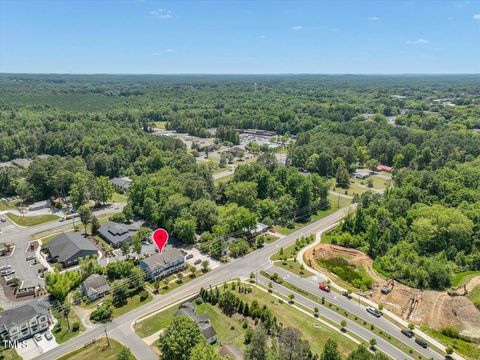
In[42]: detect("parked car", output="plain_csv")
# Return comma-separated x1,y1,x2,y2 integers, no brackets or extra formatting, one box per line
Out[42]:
401,329,414,338
194,259,201,265
0,264,12,271
415,338,428,349
26,254,36,261
186,254,194,260
366,307,382,318
34,333,43,342
0,216,6,222
0,269,14,276
44,332,53,341
342,291,352,299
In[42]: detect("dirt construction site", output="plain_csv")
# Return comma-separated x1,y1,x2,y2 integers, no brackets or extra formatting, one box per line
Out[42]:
305,243,480,339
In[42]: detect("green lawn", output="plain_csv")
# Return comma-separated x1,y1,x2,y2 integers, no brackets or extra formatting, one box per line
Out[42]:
467,284,480,310
112,293,153,318
275,259,314,278
136,285,357,357
154,121,167,129
5,212,59,226
0,200,16,211
110,192,128,203
214,174,233,183
239,286,357,356
420,326,480,360
135,304,180,338
195,302,244,348
0,347,22,360
57,337,135,360
271,236,315,261
52,308,85,344
452,271,480,287
40,232,62,245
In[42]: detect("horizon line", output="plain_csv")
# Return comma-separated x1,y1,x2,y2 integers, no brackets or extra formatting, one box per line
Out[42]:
2,72,479,76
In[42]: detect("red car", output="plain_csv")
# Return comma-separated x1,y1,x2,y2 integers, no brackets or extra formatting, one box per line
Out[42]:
319,283,331,292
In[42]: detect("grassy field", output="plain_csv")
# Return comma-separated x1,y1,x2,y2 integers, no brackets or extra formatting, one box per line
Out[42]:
271,236,315,261
135,304,180,338
275,259,314,278
240,287,357,356
0,347,22,360
57,337,134,360
153,121,167,129
112,293,153,318
110,192,128,203
317,257,373,290
0,200,17,211
5,212,59,226
135,286,357,357
52,308,85,344
195,302,244,348
467,284,480,310
452,271,480,287
420,326,480,360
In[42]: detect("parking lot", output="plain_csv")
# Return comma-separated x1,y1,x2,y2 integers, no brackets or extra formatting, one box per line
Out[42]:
0,241,45,301
184,247,221,270
16,330,58,360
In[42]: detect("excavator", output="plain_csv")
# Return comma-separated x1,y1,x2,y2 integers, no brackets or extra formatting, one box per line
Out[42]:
381,279,395,295
447,284,468,297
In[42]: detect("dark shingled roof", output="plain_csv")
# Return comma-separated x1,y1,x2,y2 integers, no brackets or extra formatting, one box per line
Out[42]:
97,222,134,247
46,232,97,263
0,300,49,329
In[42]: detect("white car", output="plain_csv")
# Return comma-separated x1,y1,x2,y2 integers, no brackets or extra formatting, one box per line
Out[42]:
0,269,15,276
34,333,43,342
0,265,11,271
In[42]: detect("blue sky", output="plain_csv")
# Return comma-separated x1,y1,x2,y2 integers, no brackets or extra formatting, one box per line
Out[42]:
1,0,479,74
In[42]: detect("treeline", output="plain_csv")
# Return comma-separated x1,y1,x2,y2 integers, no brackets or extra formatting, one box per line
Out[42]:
128,158,330,257
332,158,480,290
289,118,480,173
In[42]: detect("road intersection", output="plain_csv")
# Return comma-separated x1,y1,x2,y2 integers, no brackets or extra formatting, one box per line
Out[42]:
1,204,454,360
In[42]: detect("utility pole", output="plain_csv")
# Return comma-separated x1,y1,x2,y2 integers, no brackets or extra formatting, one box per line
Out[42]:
104,326,110,347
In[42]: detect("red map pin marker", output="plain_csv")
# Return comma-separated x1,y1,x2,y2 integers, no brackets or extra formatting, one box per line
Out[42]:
152,228,169,253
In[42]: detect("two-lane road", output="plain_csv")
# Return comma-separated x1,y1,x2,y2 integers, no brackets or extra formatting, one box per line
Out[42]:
34,206,355,359
263,265,445,360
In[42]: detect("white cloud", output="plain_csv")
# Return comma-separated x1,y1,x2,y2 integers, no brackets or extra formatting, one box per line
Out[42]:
473,13,480,20
152,52,160,56
165,49,176,53
150,8,173,19
330,28,338,32
292,25,303,30
259,34,267,39
405,38,429,44
368,16,380,20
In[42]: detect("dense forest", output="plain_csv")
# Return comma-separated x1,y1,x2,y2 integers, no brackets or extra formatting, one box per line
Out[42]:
1,73,479,288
